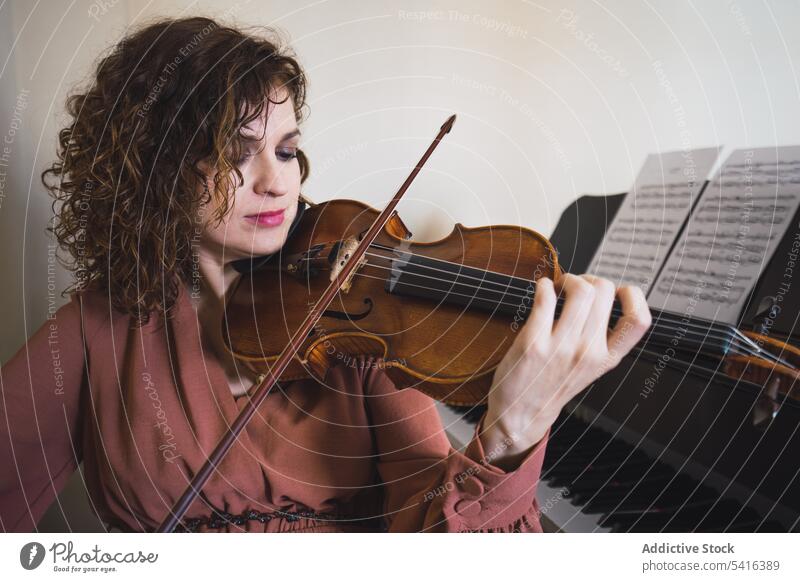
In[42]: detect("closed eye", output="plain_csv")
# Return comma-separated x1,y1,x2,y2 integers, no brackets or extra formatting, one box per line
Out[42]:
277,147,298,161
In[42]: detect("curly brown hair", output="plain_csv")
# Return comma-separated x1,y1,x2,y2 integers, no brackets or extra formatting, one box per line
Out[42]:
42,16,310,325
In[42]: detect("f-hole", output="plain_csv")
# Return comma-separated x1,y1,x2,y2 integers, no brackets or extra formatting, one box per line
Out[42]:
323,297,374,321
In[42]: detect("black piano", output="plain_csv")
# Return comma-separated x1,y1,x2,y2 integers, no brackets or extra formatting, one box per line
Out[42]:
442,190,800,533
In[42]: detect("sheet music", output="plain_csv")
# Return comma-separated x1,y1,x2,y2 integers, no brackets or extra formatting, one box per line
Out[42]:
648,147,800,324
587,148,721,293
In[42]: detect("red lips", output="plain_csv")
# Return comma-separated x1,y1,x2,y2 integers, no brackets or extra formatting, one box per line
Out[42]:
245,209,285,227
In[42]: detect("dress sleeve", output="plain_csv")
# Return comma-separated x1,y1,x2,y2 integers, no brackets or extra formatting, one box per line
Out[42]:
0,292,89,532
362,361,550,533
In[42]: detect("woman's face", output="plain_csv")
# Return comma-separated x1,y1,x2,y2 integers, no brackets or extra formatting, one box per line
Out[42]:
199,92,302,262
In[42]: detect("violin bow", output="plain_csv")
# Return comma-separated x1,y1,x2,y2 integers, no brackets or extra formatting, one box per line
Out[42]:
157,114,457,533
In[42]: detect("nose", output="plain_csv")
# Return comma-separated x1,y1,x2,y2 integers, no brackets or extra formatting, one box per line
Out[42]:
252,151,289,198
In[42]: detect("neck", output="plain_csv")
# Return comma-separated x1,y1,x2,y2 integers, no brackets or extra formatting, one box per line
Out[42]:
378,245,742,356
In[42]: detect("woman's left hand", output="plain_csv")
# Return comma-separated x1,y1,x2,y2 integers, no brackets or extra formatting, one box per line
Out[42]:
478,273,652,470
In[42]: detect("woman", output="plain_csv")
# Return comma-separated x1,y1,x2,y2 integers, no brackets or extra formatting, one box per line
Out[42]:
0,17,650,533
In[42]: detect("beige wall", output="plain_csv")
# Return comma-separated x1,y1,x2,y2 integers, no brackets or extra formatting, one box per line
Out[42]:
2,0,799,530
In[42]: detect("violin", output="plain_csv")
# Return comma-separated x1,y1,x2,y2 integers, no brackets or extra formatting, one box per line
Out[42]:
223,199,800,409
223,196,561,406
158,114,799,532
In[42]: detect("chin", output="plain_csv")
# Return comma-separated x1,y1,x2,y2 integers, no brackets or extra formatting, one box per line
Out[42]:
237,235,288,258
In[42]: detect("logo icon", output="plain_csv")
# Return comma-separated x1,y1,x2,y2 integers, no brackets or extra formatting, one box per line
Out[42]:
20,542,46,570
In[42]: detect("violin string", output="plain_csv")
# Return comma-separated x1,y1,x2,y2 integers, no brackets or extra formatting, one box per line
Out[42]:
368,245,734,335
345,267,762,362
312,249,739,350
359,249,791,368
628,344,795,407
370,241,556,286
367,250,533,292
303,243,543,294
363,247,742,338
352,257,767,362
367,242,762,337
349,269,756,363
297,243,790,368
727,327,795,369
310,244,740,338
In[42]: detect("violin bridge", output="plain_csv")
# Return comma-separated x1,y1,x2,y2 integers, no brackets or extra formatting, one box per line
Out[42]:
330,236,366,293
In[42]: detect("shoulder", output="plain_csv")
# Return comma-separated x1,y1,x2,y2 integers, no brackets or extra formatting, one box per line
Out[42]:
64,285,131,345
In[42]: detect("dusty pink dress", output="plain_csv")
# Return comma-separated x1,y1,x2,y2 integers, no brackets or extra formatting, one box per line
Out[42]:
0,282,549,532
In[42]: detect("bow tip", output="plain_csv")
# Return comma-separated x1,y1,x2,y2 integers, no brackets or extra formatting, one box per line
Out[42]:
441,114,457,134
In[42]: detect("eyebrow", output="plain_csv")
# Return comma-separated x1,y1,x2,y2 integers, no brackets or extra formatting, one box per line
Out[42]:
240,128,301,148
281,129,301,141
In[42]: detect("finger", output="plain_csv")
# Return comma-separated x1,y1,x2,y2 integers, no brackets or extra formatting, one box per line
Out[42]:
552,273,594,341
580,275,616,344
517,276,557,349
607,285,652,360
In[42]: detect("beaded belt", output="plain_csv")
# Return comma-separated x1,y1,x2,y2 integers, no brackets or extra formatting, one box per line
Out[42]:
176,508,386,532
